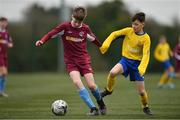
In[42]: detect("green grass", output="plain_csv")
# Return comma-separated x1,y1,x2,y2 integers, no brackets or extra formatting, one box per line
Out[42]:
0,73,180,119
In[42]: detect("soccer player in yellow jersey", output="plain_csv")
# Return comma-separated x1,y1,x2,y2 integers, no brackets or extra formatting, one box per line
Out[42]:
100,12,152,115
154,35,175,89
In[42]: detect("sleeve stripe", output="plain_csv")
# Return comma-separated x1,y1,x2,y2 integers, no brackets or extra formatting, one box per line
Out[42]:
51,30,65,38
87,33,95,41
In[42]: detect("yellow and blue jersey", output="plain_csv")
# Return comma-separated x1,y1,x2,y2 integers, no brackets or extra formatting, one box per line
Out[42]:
100,27,151,76
154,42,173,70
154,42,172,62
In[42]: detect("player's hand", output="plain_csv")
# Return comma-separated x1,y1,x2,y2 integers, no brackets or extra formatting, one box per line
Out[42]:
99,45,108,54
35,40,43,46
138,67,144,76
8,43,13,48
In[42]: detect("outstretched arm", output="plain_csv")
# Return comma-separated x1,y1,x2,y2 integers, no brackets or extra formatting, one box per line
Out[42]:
100,27,131,54
36,23,65,46
87,33,102,47
86,26,102,47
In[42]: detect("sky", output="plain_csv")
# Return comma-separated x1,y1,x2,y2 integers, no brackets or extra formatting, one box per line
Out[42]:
0,0,179,26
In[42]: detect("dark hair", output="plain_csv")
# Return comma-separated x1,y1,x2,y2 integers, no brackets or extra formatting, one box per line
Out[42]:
0,17,8,21
132,12,145,22
72,6,87,21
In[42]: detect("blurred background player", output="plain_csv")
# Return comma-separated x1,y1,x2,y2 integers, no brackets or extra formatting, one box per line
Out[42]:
154,35,175,89
173,36,180,78
35,6,106,115
99,12,152,115
0,17,13,97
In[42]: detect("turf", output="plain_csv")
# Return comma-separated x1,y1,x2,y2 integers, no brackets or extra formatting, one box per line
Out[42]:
0,73,180,119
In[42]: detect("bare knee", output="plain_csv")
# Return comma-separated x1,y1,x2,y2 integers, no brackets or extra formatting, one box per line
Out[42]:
72,80,81,86
0,67,7,76
138,89,146,96
109,64,123,77
0,71,6,76
109,70,118,77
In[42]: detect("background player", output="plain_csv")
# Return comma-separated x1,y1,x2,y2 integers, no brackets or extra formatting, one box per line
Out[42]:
154,35,175,89
99,12,152,115
35,6,106,115
173,36,180,78
0,17,13,97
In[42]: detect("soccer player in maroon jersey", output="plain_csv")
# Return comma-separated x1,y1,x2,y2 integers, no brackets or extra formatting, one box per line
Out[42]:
35,6,106,115
0,17,13,97
174,36,180,78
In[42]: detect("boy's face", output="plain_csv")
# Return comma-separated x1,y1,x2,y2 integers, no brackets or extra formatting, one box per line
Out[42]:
0,20,8,29
132,20,144,33
159,37,166,44
71,17,82,28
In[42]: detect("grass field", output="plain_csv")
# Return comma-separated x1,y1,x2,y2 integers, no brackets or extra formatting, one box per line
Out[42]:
0,73,180,119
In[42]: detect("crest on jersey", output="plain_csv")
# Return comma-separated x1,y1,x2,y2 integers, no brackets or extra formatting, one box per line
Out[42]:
67,31,72,34
79,31,84,37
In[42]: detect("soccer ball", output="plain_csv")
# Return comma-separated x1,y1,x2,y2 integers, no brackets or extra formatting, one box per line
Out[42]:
51,100,68,116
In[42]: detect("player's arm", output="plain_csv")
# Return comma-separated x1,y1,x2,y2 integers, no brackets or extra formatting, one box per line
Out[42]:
7,36,13,48
100,27,131,54
36,23,65,46
138,36,151,76
0,33,13,48
154,45,161,60
86,26,102,47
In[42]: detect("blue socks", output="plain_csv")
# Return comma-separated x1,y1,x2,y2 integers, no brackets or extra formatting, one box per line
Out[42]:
91,87,102,101
0,76,5,92
79,87,95,109
79,86,102,109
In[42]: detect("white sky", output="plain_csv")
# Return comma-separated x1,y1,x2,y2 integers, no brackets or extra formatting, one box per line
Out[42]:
0,0,179,26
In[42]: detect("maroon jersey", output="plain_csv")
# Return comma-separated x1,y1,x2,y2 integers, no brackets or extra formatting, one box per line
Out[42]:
174,43,180,61
0,29,12,57
40,22,101,64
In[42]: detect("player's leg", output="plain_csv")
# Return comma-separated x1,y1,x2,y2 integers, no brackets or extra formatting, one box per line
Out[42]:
0,67,4,95
101,63,124,97
84,73,100,100
107,63,124,92
129,67,152,115
84,73,106,115
167,63,176,79
158,71,168,88
0,66,8,97
69,71,98,115
158,61,171,88
166,65,176,89
136,81,152,115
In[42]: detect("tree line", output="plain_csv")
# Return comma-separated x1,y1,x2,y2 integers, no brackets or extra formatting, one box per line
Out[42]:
8,0,180,72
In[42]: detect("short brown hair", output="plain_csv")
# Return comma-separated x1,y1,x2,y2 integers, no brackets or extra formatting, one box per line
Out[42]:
72,6,87,21
0,17,8,21
132,12,145,22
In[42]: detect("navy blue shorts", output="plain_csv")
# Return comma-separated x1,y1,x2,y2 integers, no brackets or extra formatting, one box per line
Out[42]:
119,57,144,81
161,60,172,70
